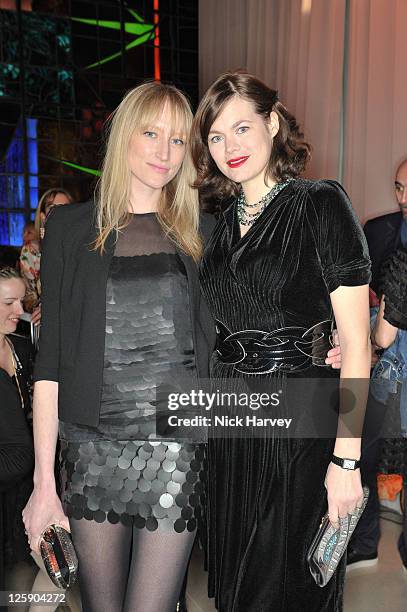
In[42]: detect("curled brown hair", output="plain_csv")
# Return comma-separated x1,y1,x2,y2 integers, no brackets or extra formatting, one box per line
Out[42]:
191,71,311,209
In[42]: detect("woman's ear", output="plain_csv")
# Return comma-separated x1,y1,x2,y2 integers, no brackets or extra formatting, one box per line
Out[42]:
268,111,279,138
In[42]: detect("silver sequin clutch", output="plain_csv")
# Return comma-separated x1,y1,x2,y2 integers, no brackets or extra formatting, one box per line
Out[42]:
307,486,369,587
39,525,78,589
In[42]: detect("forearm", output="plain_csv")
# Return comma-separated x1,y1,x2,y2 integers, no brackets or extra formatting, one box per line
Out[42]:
32,380,59,490
373,297,398,348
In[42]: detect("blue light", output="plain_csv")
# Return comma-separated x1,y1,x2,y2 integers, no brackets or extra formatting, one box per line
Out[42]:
29,175,39,208
0,177,6,206
9,212,25,246
7,175,25,208
0,212,9,245
27,119,39,207
6,137,24,173
26,118,37,139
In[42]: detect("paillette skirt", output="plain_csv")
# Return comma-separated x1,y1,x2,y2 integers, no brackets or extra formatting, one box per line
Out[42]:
60,439,205,533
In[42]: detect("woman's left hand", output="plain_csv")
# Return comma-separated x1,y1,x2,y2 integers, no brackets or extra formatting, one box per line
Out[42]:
325,461,364,529
325,329,341,368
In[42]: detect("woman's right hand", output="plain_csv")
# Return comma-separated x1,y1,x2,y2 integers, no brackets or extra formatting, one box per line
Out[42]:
22,484,70,554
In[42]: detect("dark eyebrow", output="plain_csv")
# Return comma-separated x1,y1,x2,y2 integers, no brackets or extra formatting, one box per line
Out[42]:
208,119,253,135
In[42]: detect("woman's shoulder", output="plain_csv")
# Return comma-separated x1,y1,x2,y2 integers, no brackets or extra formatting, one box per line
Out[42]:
293,178,357,223
44,200,96,248
293,177,347,199
45,199,95,229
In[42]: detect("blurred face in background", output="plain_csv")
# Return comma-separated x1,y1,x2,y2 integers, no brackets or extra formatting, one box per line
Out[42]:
0,278,25,336
23,223,36,244
41,191,72,222
395,160,407,220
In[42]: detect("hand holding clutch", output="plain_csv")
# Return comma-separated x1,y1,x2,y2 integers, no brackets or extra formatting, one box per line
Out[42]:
307,486,369,587
39,524,78,589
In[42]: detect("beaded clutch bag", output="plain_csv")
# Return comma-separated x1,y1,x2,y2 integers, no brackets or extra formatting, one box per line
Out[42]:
307,486,369,587
39,525,78,589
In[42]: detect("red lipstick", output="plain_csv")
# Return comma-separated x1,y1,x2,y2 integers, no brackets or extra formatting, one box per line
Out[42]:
227,156,249,168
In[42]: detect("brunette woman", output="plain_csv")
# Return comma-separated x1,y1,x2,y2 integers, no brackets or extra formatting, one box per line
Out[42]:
191,72,371,611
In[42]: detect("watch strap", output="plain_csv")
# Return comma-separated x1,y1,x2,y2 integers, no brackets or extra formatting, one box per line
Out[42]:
331,455,361,470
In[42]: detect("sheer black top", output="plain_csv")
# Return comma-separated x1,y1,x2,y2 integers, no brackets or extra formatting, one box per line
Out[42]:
60,214,196,441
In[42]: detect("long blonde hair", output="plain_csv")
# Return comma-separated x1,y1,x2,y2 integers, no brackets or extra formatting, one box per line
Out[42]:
94,81,202,260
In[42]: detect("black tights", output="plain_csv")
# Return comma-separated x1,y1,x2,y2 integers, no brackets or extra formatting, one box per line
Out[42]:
69,518,195,612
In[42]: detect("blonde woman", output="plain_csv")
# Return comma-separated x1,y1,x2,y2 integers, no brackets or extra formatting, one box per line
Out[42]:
22,82,216,612
19,188,73,316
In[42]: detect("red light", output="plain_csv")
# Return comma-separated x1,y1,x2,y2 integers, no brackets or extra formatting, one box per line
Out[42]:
154,0,160,81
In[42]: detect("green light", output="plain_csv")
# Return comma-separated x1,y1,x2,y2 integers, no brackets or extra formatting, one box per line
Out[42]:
85,31,154,70
61,160,100,176
71,18,153,37
71,10,155,70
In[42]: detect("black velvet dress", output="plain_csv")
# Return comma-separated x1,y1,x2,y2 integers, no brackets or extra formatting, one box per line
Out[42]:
199,179,371,612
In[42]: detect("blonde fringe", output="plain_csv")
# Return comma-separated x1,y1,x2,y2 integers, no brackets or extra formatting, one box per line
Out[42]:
93,82,202,261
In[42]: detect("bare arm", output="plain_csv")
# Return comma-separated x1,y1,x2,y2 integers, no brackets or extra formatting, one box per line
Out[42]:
372,295,398,349
325,284,371,526
32,381,59,488
22,380,69,552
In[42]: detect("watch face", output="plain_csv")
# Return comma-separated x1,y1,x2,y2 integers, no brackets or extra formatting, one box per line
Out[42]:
343,459,356,470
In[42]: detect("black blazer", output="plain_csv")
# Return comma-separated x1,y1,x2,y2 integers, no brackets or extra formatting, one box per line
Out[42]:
364,211,402,293
33,201,217,427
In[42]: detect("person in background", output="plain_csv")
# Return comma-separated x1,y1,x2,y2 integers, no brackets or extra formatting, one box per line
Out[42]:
372,246,407,574
0,266,81,612
19,189,73,325
364,159,407,294
0,267,34,603
22,222,37,246
348,160,407,570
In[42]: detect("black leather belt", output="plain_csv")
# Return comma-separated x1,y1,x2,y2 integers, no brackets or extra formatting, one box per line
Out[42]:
215,319,334,374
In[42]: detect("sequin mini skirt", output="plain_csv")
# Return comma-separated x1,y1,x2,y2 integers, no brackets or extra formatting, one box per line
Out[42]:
60,439,205,533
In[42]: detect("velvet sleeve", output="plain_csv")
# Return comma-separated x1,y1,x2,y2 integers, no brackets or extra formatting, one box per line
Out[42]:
309,180,371,293
381,248,407,330
33,207,65,382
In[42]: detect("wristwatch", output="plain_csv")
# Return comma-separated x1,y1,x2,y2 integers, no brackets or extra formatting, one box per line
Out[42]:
331,455,361,470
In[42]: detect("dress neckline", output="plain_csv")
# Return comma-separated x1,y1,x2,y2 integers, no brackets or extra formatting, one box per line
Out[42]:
226,179,296,248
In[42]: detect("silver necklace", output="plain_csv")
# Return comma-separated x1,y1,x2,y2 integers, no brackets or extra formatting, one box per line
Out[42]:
237,179,294,226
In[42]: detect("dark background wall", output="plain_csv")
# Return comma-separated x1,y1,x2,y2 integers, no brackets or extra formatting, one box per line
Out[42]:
0,0,198,246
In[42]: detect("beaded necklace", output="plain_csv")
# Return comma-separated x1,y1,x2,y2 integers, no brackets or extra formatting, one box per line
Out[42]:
237,178,294,226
